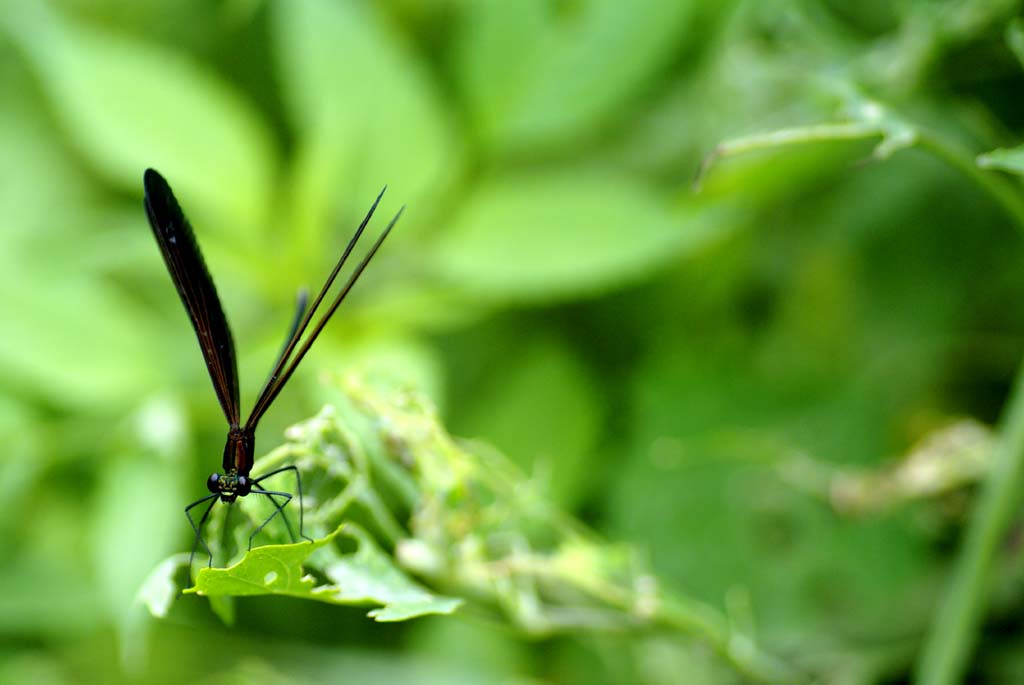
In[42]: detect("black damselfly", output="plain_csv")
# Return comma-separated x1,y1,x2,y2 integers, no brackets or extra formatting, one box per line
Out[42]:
142,168,401,572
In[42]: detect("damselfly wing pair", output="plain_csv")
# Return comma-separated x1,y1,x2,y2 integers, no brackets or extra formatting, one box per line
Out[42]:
142,169,401,568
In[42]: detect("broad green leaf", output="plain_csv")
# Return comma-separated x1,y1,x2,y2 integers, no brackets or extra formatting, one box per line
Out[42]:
977,145,1024,176
272,0,458,242
0,2,275,229
433,170,726,303
190,524,462,622
191,537,327,598
455,0,696,151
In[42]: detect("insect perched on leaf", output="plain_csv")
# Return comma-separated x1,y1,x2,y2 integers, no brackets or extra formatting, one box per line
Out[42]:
142,168,402,572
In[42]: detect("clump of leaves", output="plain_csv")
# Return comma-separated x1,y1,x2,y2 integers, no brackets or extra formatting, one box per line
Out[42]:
140,373,801,683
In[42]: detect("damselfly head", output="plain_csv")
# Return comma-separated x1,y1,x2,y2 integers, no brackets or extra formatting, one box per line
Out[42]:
206,471,251,502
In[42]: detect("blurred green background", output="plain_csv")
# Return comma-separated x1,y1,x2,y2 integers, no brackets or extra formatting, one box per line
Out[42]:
3,0,1024,683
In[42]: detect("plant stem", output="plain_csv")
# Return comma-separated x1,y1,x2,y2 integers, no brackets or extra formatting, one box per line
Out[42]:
504,552,805,683
655,597,805,684
915,360,1024,684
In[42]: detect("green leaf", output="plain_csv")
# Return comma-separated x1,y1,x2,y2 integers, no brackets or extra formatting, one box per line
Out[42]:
697,90,918,190
1,2,275,228
0,262,163,408
272,0,458,238
189,524,462,622
977,145,1024,176
433,170,726,303
136,554,188,619
456,0,695,151
322,526,462,622
190,528,334,598
92,456,182,621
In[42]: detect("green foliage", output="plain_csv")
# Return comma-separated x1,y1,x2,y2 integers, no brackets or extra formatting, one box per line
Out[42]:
456,0,698,151
2,2,275,228
273,0,457,230
188,524,462,623
4,0,1024,684
148,375,797,682
433,170,727,302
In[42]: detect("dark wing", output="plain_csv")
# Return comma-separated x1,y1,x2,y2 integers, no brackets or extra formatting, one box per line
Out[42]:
245,196,402,432
143,168,240,426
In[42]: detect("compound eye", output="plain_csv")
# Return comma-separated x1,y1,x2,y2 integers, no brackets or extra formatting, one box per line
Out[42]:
236,475,251,496
206,473,221,493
